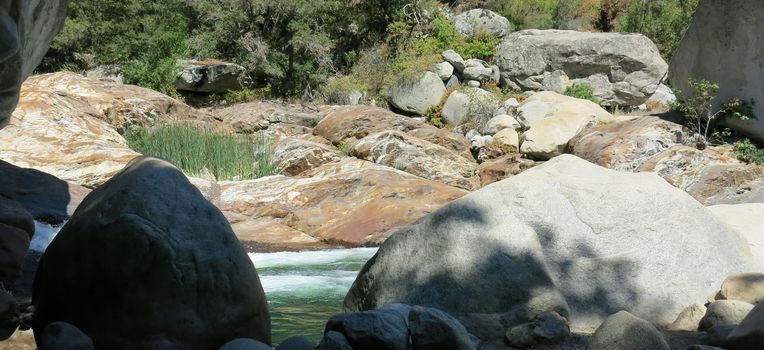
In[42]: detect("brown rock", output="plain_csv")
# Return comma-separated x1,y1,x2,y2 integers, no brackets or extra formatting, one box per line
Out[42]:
354,131,479,190
273,137,343,176
231,219,330,252
218,159,467,246
209,101,337,133
477,154,537,187
406,127,473,160
568,115,689,171
719,273,764,305
313,106,424,144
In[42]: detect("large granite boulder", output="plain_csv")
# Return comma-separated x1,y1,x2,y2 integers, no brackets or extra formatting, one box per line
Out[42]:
669,0,764,143
354,131,479,190
0,72,214,187
175,60,247,94
0,0,69,129
441,87,499,127
32,157,271,349
494,30,668,106
387,72,445,116
217,158,467,247
708,203,764,266
453,9,512,38
344,155,756,328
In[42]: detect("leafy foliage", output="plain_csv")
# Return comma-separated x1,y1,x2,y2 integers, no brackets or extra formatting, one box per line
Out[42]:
564,83,601,104
676,78,756,148
734,139,764,165
125,123,277,180
615,0,699,59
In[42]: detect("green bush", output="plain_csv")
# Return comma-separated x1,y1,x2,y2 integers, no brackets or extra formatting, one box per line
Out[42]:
125,123,277,180
564,83,601,104
615,0,699,59
734,139,764,165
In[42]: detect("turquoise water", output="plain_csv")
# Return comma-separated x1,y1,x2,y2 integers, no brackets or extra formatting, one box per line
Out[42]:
249,248,378,345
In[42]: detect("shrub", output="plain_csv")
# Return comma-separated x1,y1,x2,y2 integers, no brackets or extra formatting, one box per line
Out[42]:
320,76,369,105
734,139,764,165
615,0,699,59
564,83,601,104
125,123,277,180
676,78,756,148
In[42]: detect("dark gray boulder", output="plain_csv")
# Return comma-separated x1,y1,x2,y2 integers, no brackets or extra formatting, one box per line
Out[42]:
0,289,18,340
218,338,272,350
409,305,475,350
727,302,764,350
275,336,315,350
0,0,69,128
38,322,95,350
32,157,271,349
325,307,409,350
317,331,354,350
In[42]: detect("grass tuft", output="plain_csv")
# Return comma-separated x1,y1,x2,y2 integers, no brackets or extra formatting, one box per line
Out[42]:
125,123,277,180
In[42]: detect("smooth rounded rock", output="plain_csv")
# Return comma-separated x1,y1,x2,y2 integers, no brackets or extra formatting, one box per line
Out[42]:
719,272,764,304
275,336,315,350
587,311,669,350
0,223,31,286
505,312,569,348
387,72,445,116
700,300,754,331
38,322,94,350
32,157,271,350
0,289,18,340
317,331,353,350
325,308,408,350
218,338,272,350
727,302,764,350
453,9,512,37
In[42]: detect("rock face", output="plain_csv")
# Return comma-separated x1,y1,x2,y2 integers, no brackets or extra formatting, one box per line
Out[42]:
0,72,213,187
516,92,613,160
208,101,336,136
217,158,467,247
587,311,670,350
387,72,446,116
0,0,69,128
32,157,271,349
344,155,756,327
494,30,668,106
568,116,689,171
175,60,247,94
354,131,479,190
453,9,512,37
669,0,764,143
708,203,764,267
273,137,342,176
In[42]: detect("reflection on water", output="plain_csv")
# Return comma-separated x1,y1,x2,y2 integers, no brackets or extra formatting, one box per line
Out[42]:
249,248,378,344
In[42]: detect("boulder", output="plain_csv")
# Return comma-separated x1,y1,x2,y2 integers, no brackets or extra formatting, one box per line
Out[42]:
38,322,94,350
495,30,668,106
217,338,272,350
668,0,764,143
700,300,755,331
433,62,454,80
354,131,479,190
273,137,343,176
719,273,764,305
446,75,460,89
0,72,213,187
491,128,520,153
0,160,89,224
0,197,34,238
517,92,613,160
387,72,445,116
646,84,677,108
569,116,689,171
477,153,536,187
406,127,473,160
465,80,480,88
0,289,19,340
706,324,737,347
0,0,69,128
32,157,271,349
85,65,124,84
325,308,408,350
504,312,569,348
209,101,336,134
175,59,246,93
493,98,520,117
708,204,764,266
218,158,467,247
0,223,30,286
409,305,476,350
727,302,764,350
480,114,521,135
441,87,499,127
587,311,670,350
275,337,315,350
344,155,757,327
443,50,466,73
317,331,354,350
453,9,512,38
668,303,706,332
